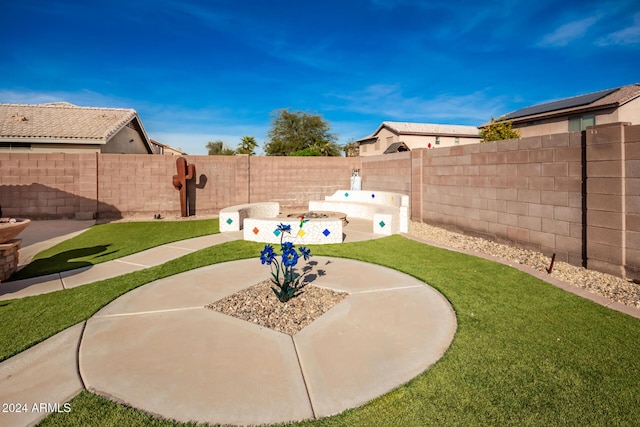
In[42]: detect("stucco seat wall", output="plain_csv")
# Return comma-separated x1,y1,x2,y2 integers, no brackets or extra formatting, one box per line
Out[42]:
219,202,280,232
309,190,409,235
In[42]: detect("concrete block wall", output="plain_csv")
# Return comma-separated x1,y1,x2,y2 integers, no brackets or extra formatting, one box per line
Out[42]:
97,154,177,218
585,124,625,276
97,154,248,218
95,155,358,218
584,122,640,278
411,150,425,220
419,133,585,265
0,154,360,219
0,153,97,219
184,155,250,214
249,156,361,209
361,152,412,194
626,125,640,279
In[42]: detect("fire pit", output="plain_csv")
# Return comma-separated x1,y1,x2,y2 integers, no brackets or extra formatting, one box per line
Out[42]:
245,211,347,245
0,218,31,244
284,211,348,226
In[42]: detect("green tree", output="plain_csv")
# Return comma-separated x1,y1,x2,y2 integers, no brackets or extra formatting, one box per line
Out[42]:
291,147,322,156
264,109,340,156
479,117,521,142
344,139,359,157
206,140,236,155
236,136,258,155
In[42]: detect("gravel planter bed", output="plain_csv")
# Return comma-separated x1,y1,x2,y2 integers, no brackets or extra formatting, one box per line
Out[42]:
207,280,348,335
408,221,640,310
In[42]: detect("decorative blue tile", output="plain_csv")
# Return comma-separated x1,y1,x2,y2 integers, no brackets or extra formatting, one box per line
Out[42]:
379,221,386,228
323,229,331,237
344,192,350,197
273,229,281,237
371,193,376,199
226,218,233,225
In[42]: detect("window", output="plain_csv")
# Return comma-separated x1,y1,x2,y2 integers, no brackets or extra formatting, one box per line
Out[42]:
455,137,460,145
375,139,380,150
435,136,440,145
386,136,393,146
569,114,596,132
362,144,367,153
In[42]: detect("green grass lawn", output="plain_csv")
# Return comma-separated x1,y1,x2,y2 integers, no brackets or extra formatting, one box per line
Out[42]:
10,219,219,280
1,230,638,426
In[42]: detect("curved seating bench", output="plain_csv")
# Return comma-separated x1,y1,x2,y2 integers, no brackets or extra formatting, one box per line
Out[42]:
219,202,280,232
309,190,409,235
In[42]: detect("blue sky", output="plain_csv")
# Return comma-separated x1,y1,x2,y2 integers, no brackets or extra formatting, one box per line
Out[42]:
1,0,639,155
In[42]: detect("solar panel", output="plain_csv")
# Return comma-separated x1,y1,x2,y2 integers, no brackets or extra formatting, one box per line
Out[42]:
503,87,618,120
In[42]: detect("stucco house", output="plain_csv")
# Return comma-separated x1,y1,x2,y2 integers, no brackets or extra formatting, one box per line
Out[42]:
356,121,480,156
0,102,154,154
485,83,640,138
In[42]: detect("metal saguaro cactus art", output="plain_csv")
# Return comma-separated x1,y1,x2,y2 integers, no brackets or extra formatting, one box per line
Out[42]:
172,157,195,217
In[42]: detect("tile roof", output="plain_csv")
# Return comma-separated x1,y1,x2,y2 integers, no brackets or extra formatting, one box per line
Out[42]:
0,103,139,142
358,121,480,142
493,83,640,125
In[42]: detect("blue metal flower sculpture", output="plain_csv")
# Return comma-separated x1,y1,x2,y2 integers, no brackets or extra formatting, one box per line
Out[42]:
299,246,311,261
260,245,275,265
260,221,312,302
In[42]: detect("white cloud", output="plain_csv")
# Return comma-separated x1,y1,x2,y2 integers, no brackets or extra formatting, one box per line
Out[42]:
0,88,128,107
597,13,640,46
538,15,601,47
328,84,503,124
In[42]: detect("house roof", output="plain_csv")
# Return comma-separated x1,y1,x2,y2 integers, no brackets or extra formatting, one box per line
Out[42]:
0,103,152,150
490,83,640,125
358,121,480,143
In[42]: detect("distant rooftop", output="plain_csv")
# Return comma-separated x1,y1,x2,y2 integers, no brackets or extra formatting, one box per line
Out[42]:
496,83,640,124
358,121,479,142
0,102,140,142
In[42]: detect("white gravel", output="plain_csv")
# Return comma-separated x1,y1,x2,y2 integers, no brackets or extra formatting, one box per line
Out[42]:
407,221,640,310
207,280,348,335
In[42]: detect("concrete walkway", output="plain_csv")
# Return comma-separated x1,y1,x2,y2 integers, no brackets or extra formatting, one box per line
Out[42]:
0,323,85,427
1,233,240,301
17,219,96,268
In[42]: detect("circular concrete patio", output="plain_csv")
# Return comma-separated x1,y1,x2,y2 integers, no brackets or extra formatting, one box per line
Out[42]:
79,257,457,425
